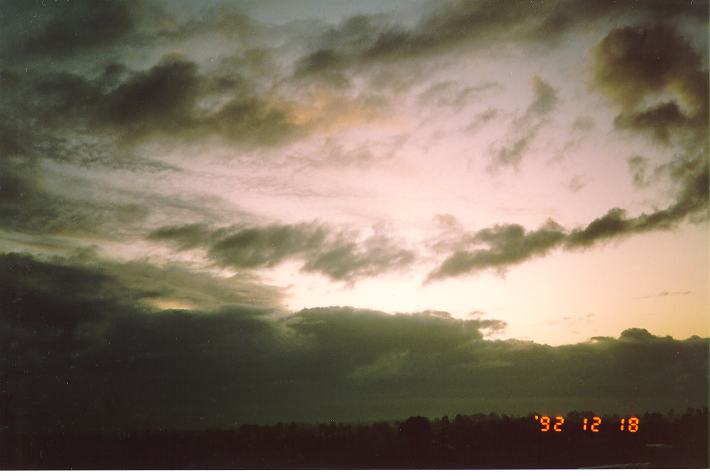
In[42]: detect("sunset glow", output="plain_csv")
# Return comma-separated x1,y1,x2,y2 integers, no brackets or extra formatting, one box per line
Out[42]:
1,0,707,433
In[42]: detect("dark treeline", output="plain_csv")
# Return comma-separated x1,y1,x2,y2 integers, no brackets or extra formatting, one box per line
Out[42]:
1,408,707,469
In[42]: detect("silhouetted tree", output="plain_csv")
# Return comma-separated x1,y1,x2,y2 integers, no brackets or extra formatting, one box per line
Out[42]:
399,416,432,465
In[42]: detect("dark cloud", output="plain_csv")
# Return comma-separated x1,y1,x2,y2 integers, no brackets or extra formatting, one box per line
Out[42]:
293,48,350,87
146,223,215,251
301,233,416,282
615,101,697,144
208,223,330,268
1,253,707,431
427,220,566,280
151,7,258,44
149,222,415,282
592,24,707,117
0,252,283,431
0,50,305,244
292,0,706,84
430,162,708,278
5,0,137,59
0,1,263,66
97,57,202,135
0,55,303,148
592,24,708,194
99,258,284,311
584,22,708,234
565,208,630,248
287,307,494,357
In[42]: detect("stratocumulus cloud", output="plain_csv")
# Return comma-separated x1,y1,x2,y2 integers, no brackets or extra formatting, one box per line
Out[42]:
149,222,415,282
1,253,707,430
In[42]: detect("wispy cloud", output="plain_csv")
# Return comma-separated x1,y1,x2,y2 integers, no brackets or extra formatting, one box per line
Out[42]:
637,290,692,299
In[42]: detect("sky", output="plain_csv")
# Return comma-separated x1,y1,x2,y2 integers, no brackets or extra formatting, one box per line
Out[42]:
0,0,708,430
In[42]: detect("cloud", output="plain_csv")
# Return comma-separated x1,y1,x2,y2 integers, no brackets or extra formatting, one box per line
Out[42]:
146,223,215,251
209,223,330,268
0,55,305,148
429,163,708,278
5,0,137,59
417,80,498,110
592,23,708,191
291,0,706,85
428,220,566,280
300,233,416,282
571,115,595,132
615,101,699,144
0,2,708,434
429,21,708,280
0,152,151,236
526,76,558,117
627,155,650,188
587,23,708,231
489,76,558,170
592,24,707,118
637,290,692,299
546,313,594,326
0,1,262,65
287,307,494,356
149,222,415,282
466,108,498,133
566,175,586,193
2,253,707,431
96,57,202,135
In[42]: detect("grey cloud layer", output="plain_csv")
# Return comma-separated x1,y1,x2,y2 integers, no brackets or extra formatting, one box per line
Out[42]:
0,255,708,430
293,0,706,80
2,0,137,59
1,56,301,147
149,222,415,282
1,0,259,64
2,253,707,431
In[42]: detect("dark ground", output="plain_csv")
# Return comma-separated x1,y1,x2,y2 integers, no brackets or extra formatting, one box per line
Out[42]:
1,407,707,469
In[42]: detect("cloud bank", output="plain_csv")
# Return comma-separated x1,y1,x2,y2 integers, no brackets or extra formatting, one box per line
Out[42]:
1,253,707,431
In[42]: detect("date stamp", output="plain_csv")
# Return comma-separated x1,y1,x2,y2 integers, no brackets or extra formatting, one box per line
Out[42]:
533,415,639,433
